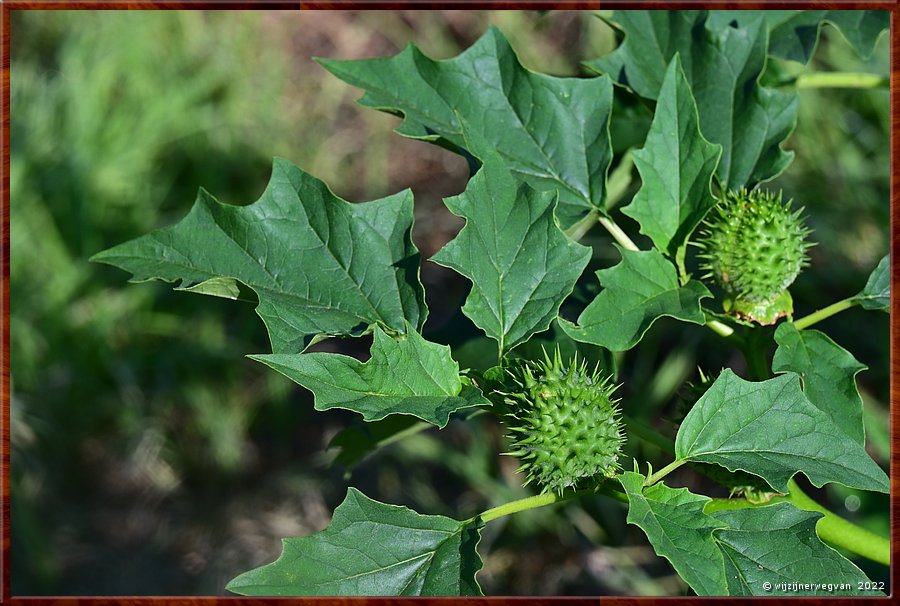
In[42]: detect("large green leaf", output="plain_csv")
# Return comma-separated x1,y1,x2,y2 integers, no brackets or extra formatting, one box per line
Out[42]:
708,10,888,64
318,27,614,228
560,247,712,352
621,55,721,259
823,11,890,60
251,326,488,428
708,11,825,65
588,11,797,190
675,369,889,493
853,253,889,312
91,158,426,353
773,323,866,444
431,151,591,355
227,488,484,596
620,471,728,596
711,503,873,596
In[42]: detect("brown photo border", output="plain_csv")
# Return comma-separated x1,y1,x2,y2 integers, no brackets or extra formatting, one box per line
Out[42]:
0,0,895,603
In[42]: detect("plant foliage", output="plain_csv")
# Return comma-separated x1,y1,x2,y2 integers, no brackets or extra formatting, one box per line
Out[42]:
94,9,890,597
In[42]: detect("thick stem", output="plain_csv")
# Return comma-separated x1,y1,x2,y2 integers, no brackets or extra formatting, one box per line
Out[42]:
794,72,888,90
644,459,686,486
477,484,627,524
705,480,889,566
738,328,771,381
598,216,640,251
793,298,857,330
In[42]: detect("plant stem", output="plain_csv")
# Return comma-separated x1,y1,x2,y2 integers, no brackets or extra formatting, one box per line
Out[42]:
705,319,735,338
598,216,640,251
644,458,686,486
477,483,627,524
705,480,889,566
793,297,857,330
566,210,599,242
794,72,888,90
606,150,634,211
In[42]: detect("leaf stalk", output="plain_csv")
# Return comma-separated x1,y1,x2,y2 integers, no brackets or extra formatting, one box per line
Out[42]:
476,483,627,524
644,458,686,486
598,216,640,251
793,297,857,330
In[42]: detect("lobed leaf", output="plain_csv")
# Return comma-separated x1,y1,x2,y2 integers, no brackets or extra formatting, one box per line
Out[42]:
588,11,797,190
227,488,484,596
853,253,889,312
250,326,488,428
772,323,866,444
91,158,426,353
560,247,712,352
319,27,614,228
711,503,874,596
621,55,721,259
619,471,729,596
708,10,888,64
675,369,889,493
432,151,591,355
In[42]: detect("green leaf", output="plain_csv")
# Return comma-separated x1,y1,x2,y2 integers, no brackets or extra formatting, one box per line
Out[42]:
619,471,729,596
621,55,721,258
711,503,873,596
588,11,797,189
560,247,712,352
250,326,488,428
318,27,614,228
708,11,826,64
773,323,866,444
91,158,426,353
431,152,591,355
707,10,888,64
675,369,889,493
853,254,889,312
823,11,890,60
227,488,484,596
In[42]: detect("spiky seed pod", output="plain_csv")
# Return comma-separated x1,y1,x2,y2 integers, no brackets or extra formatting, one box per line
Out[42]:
697,188,814,325
500,349,624,495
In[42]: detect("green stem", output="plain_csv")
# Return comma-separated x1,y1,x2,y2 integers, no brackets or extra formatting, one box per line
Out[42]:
793,72,888,90
793,297,857,330
705,480,889,566
565,210,599,242
598,216,640,251
705,319,735,339
644,459,686,486
477,483,627,524
606,150,635,211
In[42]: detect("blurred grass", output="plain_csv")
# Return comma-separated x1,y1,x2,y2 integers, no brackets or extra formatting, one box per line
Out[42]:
9,10,889,596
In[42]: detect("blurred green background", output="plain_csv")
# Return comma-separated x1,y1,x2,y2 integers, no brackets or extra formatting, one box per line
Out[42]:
10,10,889,596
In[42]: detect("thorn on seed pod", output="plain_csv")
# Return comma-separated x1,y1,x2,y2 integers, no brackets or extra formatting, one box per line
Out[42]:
697,188,814,325
500,348,625,495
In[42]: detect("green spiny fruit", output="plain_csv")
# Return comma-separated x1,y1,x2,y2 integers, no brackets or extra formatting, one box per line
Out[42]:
697,188,813,324
499,349,624,495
